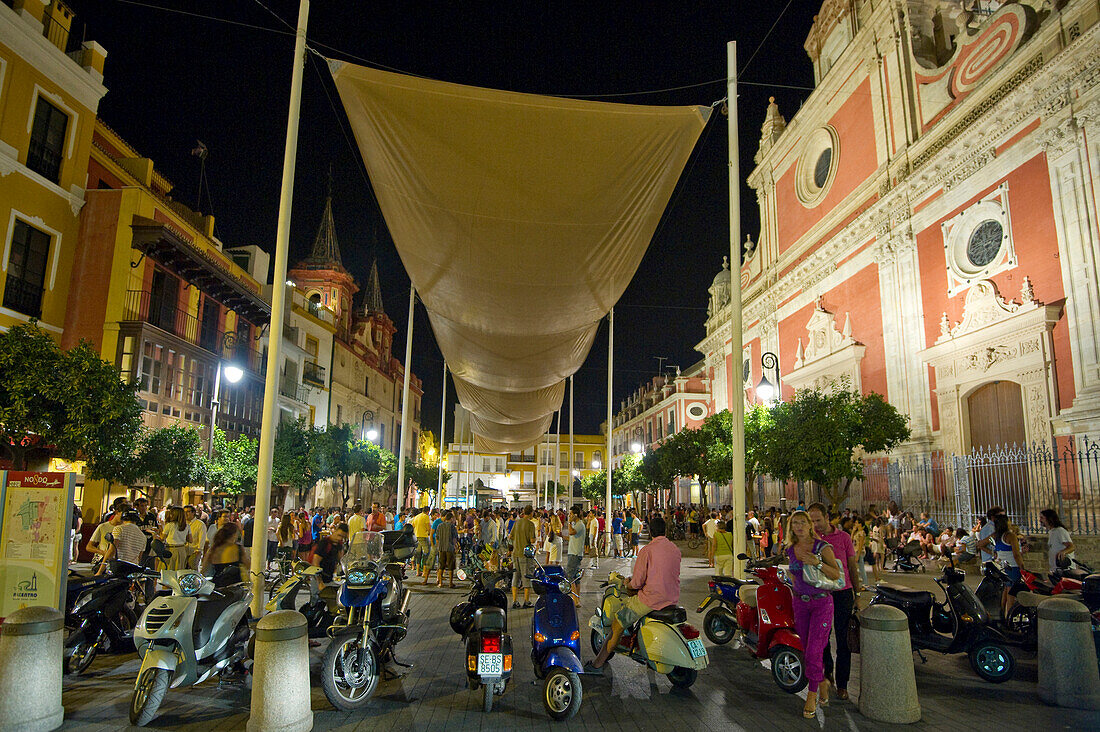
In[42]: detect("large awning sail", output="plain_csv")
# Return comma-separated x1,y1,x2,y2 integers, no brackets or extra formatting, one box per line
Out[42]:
330,61,710,450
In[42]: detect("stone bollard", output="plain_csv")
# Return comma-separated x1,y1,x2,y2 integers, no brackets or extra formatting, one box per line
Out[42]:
0,606,65,732
1037,596,1100,710
247,610,313,732
858,604,920,724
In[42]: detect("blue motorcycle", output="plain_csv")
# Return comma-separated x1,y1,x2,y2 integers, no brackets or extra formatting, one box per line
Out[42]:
695,573,757,645
524,546,583,721
320,528,416,711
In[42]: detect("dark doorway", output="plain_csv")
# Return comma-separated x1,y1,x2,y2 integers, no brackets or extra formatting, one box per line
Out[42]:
967,381,1029,523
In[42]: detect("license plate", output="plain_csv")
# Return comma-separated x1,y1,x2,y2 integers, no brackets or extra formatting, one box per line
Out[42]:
477,653,502,675
687,638,706,659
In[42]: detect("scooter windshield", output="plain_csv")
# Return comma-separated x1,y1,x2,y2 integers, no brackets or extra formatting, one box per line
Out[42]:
344,530,383,569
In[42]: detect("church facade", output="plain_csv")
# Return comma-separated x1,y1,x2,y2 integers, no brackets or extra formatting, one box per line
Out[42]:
696,0,1100,463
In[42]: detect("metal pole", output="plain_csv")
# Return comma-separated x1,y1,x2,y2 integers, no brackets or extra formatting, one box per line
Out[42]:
436,362,447,507
727,41,747,579
569,375,575,502
250,0,309,618
605,308,613,552
395,287,416,515
208,364,222,463
556,408,562,508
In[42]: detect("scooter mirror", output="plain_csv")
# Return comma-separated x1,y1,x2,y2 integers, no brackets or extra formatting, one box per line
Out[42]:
736,553,750,561
523,546,536,558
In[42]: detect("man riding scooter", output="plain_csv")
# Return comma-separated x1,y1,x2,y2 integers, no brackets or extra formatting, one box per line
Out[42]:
585,515,680,674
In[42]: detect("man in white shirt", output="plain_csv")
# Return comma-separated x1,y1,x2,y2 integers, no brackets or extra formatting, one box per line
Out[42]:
347,504,366,540
267,509,281,568
703,512,719,567
184,505,206,569
88,509,121,567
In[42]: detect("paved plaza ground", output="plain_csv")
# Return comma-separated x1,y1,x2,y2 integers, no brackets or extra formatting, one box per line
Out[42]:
59,546,1100,731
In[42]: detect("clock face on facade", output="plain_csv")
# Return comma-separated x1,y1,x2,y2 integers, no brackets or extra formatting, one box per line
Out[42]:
966,220,1003,267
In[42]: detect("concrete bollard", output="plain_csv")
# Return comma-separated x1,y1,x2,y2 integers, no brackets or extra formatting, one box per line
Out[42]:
857,604,920,724
247,610,313,732
0,606,65,732
1037,596,1100,710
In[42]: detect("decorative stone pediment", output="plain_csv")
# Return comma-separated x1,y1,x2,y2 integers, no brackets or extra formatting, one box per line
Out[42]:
937,278,1038,343
795,305,859,368
786,305,865,393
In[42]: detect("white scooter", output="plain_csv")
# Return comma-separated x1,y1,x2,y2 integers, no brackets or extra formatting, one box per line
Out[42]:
588,571,708,688
129,570,252,726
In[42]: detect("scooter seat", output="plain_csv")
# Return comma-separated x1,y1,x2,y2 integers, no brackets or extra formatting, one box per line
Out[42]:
740,585,759,608
474,606,506,632
647,605,687,624
712,576,754,586
875,583,933,606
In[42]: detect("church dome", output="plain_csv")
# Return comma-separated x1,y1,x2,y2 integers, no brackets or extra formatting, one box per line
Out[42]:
711,256,731,288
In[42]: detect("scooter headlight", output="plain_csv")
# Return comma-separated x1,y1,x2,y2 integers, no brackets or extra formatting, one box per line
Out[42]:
347,570,377,587
178,572,204,596
558,579,572,595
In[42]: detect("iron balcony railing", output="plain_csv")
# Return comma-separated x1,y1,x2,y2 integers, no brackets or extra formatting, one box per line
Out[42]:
302,361,326,387
509,454,536,463
123,289,264,374
279,380,310,404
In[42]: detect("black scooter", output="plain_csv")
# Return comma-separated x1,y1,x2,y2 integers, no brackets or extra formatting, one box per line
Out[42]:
869,558,1015,682
65,562,155,675
450,570,514,712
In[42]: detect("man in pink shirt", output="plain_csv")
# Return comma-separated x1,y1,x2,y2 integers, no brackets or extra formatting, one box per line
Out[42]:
585,515,681,673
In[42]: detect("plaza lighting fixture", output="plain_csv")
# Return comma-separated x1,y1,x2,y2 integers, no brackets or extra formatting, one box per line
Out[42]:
756,351,781,404
223,365,244,384
366,428,379,442
631,442,642,454
592,459,601,470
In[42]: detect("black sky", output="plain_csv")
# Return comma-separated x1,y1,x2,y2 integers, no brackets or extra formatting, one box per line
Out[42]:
66,0,818,438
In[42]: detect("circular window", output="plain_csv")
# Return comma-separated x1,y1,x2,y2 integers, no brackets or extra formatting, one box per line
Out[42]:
795,126,839,208
966,220,1003,268
686,403,707,420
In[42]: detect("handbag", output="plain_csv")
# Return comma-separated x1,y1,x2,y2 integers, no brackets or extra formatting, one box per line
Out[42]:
801,550,846,591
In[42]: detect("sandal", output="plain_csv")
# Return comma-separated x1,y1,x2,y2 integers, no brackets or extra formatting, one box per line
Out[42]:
802,705,816,718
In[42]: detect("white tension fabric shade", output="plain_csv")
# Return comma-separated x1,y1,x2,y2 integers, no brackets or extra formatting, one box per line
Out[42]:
330,61,710,450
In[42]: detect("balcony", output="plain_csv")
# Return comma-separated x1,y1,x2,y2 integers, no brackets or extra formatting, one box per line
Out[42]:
279,380,309,404
509,454,536,463
123,289,264,374
303,361,326,387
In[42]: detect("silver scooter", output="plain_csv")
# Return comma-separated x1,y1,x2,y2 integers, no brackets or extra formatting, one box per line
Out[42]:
129,570,252,726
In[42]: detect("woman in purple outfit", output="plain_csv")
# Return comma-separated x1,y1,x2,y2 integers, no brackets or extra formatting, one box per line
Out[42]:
785,510,841,718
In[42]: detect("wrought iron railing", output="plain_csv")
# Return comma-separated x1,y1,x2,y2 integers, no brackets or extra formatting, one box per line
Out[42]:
302,360,326,387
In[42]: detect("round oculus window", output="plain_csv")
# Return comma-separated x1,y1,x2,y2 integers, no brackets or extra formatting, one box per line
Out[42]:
966,220,1003,268
686,403,707,420
795,126,839,208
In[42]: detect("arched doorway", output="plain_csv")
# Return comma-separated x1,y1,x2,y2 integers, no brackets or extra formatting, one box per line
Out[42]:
967,380,1028,521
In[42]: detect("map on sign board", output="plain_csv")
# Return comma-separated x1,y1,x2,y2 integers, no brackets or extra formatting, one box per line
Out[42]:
0,472,74,618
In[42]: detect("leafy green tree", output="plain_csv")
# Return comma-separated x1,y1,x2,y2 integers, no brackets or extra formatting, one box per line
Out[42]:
403,460,451,504
0,322,143,470
314,423,355,506
272,419,323,507
205,428,258,496
638,448,677,508
348,439,397,506
758,387,910,511
139,425,205,503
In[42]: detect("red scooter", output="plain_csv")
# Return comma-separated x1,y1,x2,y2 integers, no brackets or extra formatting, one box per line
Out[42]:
733,553,806,693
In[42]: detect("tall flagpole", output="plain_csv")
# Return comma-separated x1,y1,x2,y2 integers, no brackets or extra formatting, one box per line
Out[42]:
555,408,562,508
605,308,613,552
569,375,575,504
250,0,309,618
727,41,747,579
396,288,416,514
436,361,447,507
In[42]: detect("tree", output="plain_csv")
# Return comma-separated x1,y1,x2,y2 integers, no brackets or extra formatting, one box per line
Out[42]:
638,449,677,508
404,460,451,505
315,423,355,506
347,439,396,506
204,428,258,496
139,425,205,504
0,322,143,470
758,387,910,511
272,419,323,507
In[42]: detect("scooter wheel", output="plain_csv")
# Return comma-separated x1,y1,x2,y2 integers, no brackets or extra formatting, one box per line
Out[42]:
482,682,494,713
769,645,808,694
590,628,614,659
543,667,582,720
64,638,97,675
969,640,1015,683
667,666,698,688
129,667,170,726
703,607,737,645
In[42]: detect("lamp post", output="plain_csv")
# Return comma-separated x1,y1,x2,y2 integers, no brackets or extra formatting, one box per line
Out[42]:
756,351,781,404
361,410,376,442
207,361,244,463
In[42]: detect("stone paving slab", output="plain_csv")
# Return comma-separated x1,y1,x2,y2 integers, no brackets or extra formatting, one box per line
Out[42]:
58,549,1100,731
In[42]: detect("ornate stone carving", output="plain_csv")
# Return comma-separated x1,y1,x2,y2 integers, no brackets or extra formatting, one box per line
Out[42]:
795,306,860,368
1020,276,1034,304
943,279,1026,340
1036,117,1079,158
963,345,1017,372
1074,98,1100,132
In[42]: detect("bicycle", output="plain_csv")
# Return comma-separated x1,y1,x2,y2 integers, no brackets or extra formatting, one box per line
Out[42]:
686,532,703,551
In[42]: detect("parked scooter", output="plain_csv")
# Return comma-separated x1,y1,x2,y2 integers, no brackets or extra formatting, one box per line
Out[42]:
524,546,584,721
65,562,153,674
450,569,514,712
869,558,1015,682
590,571,708,690
731,553,806,692
265,560,332,638
695,573,756,645
129,570,253,726
321,527,416,711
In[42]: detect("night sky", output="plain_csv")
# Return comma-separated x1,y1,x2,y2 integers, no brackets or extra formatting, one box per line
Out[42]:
66,0,817,438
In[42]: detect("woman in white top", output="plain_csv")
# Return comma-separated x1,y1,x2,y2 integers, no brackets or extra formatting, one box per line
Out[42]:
1040,509,1075,576
160,507,190,570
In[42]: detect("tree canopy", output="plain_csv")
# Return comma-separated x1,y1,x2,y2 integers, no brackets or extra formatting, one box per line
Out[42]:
204,427,258,495
139,425,205,501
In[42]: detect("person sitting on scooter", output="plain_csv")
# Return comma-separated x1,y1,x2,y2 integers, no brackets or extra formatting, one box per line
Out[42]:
311,523,348,612
584,515,681,674
201,523,250,587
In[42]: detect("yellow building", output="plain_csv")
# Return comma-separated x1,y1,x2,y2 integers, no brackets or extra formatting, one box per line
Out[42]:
64,118,272,513
0,0,106,336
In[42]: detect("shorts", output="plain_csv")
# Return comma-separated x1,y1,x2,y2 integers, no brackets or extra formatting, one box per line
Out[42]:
613,534,623,553
298,540,312,552
616,594,653,629
512,555,533,589
565,553,582,582
267,540,277,557
632,533,640,546
439,550,456,570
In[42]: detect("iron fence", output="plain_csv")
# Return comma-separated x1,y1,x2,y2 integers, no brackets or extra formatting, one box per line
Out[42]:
851,438,1100,535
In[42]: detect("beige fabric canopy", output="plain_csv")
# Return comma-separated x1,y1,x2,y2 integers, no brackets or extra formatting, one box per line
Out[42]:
330,61,710,450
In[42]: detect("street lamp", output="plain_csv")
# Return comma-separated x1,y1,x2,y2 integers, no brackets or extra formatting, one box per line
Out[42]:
366,428,379,442
631,442,642,454
592,459,601,470
756,351,781,404
208,360,244,462
361,410,376,442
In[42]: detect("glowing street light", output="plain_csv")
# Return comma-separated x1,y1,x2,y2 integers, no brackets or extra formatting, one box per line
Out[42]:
366,428,379,442
756,351,781,404
592,459,601,470
631,442,642,454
